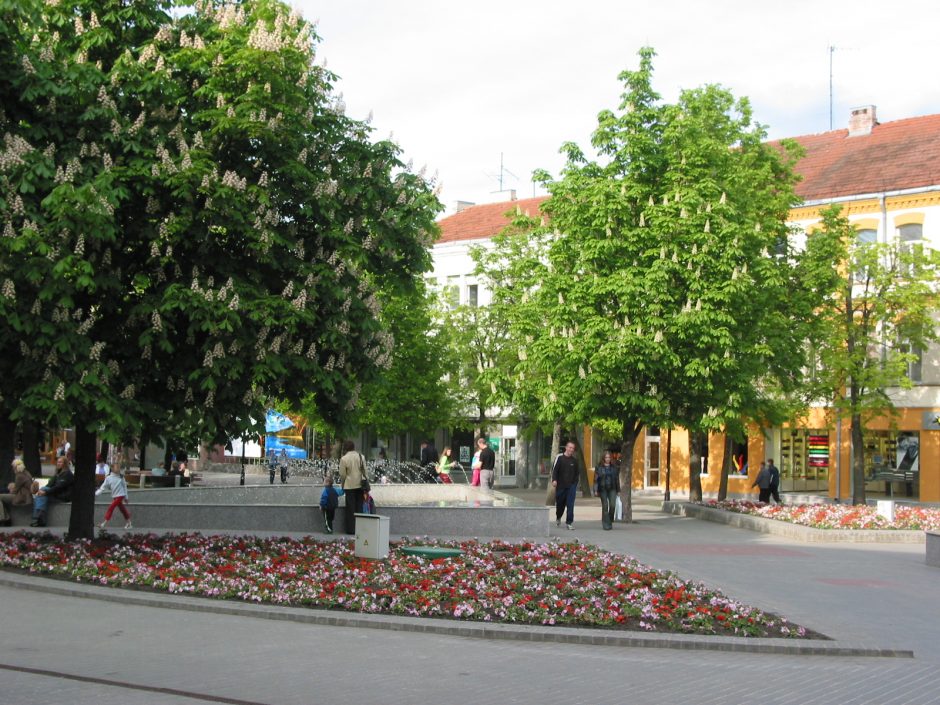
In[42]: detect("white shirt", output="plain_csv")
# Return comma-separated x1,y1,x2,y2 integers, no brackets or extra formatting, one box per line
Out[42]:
95,473,128,499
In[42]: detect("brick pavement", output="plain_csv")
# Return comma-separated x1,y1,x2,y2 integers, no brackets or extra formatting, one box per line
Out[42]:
2,481,940,704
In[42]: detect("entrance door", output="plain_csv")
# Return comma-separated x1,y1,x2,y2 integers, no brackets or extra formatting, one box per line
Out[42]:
500,438,516,481
645,429,661,488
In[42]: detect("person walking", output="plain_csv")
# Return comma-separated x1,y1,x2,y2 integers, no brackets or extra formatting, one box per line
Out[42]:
476,437,495,491
751,461,771,503
96,468,132,529
278,448,289,484
267,449,277,484
593,451,620,530
767,458,782,504
552,441,579,530
338,440,367,534
470,447,482,487
437,447,455,484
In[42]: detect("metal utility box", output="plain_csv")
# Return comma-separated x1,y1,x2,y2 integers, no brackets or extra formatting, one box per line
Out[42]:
354,514,390,559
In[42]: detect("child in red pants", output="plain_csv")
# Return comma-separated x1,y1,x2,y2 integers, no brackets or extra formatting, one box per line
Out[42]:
95,469,132,529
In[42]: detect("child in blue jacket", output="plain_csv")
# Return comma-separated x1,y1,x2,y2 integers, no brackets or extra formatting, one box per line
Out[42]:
319,475,342,534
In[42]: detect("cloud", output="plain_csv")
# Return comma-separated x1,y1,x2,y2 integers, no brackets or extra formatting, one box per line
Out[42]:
301,0,940,208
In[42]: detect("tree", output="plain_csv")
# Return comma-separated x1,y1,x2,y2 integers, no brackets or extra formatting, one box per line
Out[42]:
0,0,439,537
484,48,816,515
808,206,940,504
352,279,459,443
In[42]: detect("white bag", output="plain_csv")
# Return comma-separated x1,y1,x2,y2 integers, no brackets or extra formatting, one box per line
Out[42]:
614,495,623,521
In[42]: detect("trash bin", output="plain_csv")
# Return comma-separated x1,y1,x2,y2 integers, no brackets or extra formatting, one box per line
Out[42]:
354,514,390,559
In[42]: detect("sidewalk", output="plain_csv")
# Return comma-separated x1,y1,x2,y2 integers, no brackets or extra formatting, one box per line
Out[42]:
2,481,936,657
3,481,940,705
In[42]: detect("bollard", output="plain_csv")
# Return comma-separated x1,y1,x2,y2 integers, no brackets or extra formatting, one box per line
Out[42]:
876,499,896,522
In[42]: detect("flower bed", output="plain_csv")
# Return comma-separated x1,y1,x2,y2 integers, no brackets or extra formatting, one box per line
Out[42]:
0,531,811,638
703,500,940,531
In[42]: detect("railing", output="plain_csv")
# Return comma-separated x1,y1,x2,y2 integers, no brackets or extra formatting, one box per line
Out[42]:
285,458,470,484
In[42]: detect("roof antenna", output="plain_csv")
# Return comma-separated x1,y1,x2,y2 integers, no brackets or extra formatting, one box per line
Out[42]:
829,44,836,131
483,153,518,193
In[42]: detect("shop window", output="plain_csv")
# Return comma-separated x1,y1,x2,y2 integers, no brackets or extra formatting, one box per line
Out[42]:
863,431,919,497
779,429,829,491
730,440,748,476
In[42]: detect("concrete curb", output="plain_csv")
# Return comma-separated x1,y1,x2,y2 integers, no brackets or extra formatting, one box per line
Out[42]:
663,502,927,543
0,569,912,658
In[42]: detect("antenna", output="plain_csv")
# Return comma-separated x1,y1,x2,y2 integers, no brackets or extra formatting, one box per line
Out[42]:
483,153,518,193
829,44,835,131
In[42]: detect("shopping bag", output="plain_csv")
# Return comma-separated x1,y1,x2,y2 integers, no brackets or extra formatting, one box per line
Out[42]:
614,495,623,521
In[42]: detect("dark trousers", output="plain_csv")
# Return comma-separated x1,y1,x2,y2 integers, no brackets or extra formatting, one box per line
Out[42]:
769,484,781,503
322,507,335,532
758,488,771,503
555,484,577,525
344,488,363,534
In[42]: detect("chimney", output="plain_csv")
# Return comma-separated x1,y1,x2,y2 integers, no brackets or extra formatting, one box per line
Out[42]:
453,200,475,213
847,105,877,137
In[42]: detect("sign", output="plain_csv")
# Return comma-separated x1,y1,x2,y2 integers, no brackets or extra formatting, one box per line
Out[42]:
459,446,471,463
924,412,940,431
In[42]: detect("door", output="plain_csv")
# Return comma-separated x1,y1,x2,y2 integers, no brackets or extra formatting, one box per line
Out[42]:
645,429,661,488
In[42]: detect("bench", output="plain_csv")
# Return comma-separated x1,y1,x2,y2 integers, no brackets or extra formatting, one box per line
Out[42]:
868,470,917,497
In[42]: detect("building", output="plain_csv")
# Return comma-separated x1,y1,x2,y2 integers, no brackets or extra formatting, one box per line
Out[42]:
432,107,940,500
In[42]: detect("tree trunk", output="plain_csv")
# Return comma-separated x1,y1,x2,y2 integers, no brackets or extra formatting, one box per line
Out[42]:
100,439,110,464
689,430,706,502
0,409,15,488
139,435,148,474
545,419,562,505
717,433,732,501
618,420,642,523
67,426,97,541
851,412,866,505
22,421,43,479
575,426,591,497
517,418,530,488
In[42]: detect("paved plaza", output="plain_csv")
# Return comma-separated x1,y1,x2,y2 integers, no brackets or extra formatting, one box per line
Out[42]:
2,481,939,704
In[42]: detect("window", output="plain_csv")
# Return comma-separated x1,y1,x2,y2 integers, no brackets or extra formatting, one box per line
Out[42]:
444,275,459,309
466,284,478,307
853,228,877,281
899,341,923,383
898,223,924,275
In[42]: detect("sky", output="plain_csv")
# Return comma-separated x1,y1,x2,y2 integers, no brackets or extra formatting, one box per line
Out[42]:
294,0,940,215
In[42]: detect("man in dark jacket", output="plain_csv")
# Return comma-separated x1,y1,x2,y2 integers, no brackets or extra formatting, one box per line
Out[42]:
31,456,75,527
420,440,439,482
552,441,579,530
767,458,782,504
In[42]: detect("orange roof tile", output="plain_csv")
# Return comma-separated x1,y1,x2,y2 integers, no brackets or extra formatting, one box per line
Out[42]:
784,112,940,201
436,112,940,243
436,196,548,244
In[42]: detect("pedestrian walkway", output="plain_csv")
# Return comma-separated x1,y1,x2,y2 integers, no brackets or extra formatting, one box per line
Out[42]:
2,480,940,704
